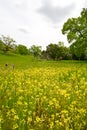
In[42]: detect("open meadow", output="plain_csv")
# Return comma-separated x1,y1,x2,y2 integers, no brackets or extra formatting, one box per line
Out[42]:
0,54,87,130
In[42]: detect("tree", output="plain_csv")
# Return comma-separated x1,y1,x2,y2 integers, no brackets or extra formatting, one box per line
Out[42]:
0,35,15,53
16,44,28,55
29,45,42,57
62,8,87,59
46,43,59,60
45,42,71,60
0,39,5,52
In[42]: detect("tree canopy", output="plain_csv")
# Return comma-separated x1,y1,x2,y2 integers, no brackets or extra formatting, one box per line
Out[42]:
29,45,42,57
16,44,29,55
44,42,71,60
0,35,15,53
62,8,87,59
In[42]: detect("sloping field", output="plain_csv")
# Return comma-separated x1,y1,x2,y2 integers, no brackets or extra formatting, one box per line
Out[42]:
0,54,87,129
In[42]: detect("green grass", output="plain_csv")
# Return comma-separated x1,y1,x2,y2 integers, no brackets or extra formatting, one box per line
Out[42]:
0,53,87,129
0,53,87,69
0,53,36,69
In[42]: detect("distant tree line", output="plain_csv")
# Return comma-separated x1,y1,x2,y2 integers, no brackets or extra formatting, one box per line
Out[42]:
0,34,86,60
0,34,87,60
0,8,87,60
0,35,42,57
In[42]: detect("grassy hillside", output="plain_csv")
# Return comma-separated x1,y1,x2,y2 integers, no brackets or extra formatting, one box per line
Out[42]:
0,53,87,69
0,53,36,69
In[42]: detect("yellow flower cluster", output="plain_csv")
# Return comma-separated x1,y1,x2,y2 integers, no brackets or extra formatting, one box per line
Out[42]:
0,65,87,129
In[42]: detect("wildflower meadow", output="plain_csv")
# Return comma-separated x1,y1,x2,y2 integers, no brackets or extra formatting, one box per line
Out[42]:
0,62,87,130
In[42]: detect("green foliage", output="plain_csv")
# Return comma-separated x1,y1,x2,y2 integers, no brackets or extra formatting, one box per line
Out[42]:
0,40,5,52
16,44,29,55
0,35,15,53
62,8,87,59
44,42,72,60
0,35,29,55
29,45,42,57
46,43,59,60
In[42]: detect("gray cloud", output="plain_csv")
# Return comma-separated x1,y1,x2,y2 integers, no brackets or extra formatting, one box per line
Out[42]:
37,1,75,23
18,27,29,34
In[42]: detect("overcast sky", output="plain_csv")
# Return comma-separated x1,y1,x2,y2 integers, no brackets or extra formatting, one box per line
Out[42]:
0,0,86,50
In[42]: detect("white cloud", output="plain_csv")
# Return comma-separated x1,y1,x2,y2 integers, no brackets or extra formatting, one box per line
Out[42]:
0,0,86,50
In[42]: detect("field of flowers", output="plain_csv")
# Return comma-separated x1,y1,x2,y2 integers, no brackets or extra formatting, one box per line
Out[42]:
0,63,87,130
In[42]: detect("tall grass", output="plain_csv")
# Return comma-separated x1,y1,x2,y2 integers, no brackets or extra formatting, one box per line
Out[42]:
0,54,87,129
